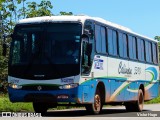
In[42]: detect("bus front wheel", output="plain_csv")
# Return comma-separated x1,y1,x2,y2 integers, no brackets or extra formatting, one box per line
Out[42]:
85,88,102,114
33,102,48,115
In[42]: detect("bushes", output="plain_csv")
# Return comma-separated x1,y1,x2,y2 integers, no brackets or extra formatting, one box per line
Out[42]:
0,95,34,112
0,45,8,94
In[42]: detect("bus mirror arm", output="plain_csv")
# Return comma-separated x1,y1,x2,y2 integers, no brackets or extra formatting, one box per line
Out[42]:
86,44,92,56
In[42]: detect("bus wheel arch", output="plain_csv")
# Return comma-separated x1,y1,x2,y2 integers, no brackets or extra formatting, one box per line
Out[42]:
85,81,105,114
96,82,105,104
125,84,145,112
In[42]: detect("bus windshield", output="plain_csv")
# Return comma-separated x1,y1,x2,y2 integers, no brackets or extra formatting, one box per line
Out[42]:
9,23,82,79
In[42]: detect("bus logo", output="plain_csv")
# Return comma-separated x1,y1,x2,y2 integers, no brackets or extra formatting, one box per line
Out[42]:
37,86,42,91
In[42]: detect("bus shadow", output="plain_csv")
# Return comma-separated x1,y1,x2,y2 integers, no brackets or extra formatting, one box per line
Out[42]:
44,108,149,117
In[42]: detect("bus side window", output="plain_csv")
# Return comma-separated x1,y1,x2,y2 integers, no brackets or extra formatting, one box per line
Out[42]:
108,28,117,56
95,25,107,54
145,41,152,63
152,43,158,64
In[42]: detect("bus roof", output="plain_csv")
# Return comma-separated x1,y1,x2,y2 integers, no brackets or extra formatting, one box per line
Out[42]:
18,15,157,42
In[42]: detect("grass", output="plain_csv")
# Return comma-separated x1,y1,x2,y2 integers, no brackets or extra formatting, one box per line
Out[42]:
0,94,73,112
0,95,34,112
145,95,160,104
0,94,160,112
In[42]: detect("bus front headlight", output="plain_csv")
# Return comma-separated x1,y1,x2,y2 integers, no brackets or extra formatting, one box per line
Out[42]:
9,83,22,89
59,83,78,89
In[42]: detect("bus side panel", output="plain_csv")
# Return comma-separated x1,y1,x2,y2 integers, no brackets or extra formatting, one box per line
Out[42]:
107,58,128,102
80,78,99,103
145,82,159,100
145,64,159,100
127,61,146,101
123,81,136,101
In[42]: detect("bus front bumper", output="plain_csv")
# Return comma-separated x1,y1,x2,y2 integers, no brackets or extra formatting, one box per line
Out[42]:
8,86,82,103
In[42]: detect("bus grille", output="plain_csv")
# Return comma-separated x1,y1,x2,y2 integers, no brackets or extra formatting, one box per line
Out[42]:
22,85,60,91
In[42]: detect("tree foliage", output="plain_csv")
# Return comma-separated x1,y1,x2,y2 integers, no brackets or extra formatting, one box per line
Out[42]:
26,1,53,18
0,0,73,91
155,36,160,41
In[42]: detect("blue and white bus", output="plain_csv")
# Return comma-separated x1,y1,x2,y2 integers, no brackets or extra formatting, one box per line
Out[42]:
8,16,159,114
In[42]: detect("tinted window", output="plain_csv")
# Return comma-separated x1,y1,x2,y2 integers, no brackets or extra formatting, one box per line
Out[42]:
141,39,145,61
118,32,128,58
108,29,113,55
95,25,101,53
137,38,145,61
132,37,137,59
137,38,141,61
145,41,152,63
128,35,133,59
123,34,128,58
101,27,107,53
148,42,152,63
113,30,118,56
152,43,158,64
108,29,117,56
118,32,123,57
95,25,106,54
128,36,137,60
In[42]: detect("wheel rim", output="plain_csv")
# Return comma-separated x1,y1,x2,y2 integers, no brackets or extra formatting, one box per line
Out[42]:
138,90,144,111
94,94,101,111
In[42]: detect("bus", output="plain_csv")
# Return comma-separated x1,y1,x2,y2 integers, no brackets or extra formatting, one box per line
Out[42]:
7,15,159,114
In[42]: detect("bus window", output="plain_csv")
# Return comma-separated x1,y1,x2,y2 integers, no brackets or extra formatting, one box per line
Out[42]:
123,34,128,58
148,42,152,63
152,43,158,64
108,29,113,55
101,27,107,54
108,29,117,56
128,35,133,59
118,32,123,57
141,39,145,61
95,25,101,53
95,25,106,54
137,38,142,61
132,37,137,60
145,41,152,63
129,35,137,60
113,30,118,56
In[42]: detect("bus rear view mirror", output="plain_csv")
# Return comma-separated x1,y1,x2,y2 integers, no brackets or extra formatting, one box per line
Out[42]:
86,44,92,56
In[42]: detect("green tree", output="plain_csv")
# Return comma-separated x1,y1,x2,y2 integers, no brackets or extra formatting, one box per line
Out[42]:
155,36,160,41
0,0,54,92
26,0,53,18
0,0,74,92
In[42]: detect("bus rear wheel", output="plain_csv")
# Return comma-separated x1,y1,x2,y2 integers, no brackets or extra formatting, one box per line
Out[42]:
33,102,48,115
125,89,144,112
85,88,102,114
135,89,144,112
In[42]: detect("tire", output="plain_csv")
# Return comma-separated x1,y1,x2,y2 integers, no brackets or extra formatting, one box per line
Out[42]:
135,89,144,112
85,88,102,114
33,102,48,115
125,103,134,112
125,89,144,112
